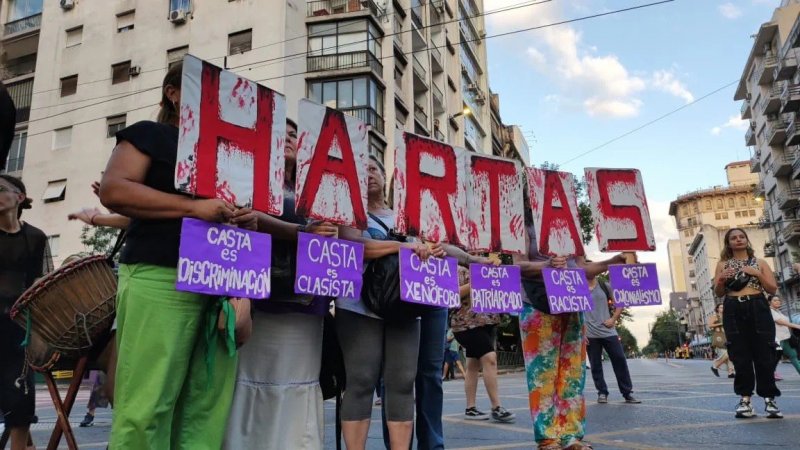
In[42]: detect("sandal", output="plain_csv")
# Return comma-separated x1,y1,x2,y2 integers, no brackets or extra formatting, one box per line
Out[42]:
563,440,594,450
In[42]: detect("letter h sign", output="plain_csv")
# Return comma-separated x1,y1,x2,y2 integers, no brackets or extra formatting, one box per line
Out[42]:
175,55,287,215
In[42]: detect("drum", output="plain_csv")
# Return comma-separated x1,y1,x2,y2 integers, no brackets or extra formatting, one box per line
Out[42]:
25,332,61,372
10,255,116,358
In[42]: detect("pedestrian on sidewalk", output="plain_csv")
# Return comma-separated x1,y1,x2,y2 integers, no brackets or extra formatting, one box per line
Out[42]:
451,266,515,423
584,274,640,404
769,295,800,377
708,303,735,378
713,228,781,419
443,327,466,381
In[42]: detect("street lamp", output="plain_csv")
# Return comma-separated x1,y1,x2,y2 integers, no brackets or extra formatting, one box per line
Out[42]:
449,106,472,121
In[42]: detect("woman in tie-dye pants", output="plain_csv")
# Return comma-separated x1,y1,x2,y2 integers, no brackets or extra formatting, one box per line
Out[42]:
519,305,588,450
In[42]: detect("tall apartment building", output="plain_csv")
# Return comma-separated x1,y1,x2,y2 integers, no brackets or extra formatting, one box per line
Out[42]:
735,0,800,315
668,161,771,338
0,0,504,265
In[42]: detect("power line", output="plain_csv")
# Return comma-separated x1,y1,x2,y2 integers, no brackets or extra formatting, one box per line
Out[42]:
24,102,159,140
557,79,738,167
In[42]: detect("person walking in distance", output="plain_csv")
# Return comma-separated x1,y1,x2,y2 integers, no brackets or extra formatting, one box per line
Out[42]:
713,228,780,419
769,295,800,377
584,273,640,404
708,303,734,378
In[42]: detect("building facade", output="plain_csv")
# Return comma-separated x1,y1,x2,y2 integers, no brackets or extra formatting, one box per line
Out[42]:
1,0,505,265
735,0,800,315
668,162,772,338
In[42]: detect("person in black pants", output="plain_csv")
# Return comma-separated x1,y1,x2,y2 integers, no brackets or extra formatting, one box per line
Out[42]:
585,274,640,404
713,228,780,419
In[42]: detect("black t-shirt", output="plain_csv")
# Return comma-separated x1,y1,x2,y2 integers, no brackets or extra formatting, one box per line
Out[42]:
0,222,51,311
115,121,185,268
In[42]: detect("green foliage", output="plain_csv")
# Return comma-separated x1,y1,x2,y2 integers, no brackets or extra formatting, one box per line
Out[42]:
537,161,595,245
644,309,684,354
80,225,119,256
616,323,639,354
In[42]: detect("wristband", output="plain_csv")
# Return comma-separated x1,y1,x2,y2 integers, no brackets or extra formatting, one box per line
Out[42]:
89,214,97,226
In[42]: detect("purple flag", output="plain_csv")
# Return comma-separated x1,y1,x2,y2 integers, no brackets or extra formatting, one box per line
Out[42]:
608,263,662,307
542,268,593,314
399,247,459,308
294,232,364,299
176,218,272,298
469,264,523,313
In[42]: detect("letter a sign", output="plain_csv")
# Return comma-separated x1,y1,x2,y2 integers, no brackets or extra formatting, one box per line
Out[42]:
526,168,584,257
295,99,369,229
176,55,287,215
584,168,655,252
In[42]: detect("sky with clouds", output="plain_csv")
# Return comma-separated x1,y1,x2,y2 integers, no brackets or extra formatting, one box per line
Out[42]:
484,0,777,346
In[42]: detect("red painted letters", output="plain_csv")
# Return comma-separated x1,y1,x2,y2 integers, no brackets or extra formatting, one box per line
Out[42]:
470,156,519,252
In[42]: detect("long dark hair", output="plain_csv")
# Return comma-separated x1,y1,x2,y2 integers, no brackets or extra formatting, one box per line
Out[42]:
720,227,755,260
0,174,31,218
156,62,183,124
715,303,723,314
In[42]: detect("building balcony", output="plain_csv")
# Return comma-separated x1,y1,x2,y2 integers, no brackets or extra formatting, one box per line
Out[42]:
432,82,445,115
781,18,800,61
788,116,800,146
754,180,765,197
412,56,428,93
781,82,800,113
746,123,756,146
760,83,783,115
771,151,794,177
5,78,33,123
781,221,800,245
755,55,778,86
434,128,445,142
414,103,428,129
776,187,800,210
764,242,776,257
340,106,384,135
306,0,378,18
767,119,788,146
306,51,382,76
742,98,752,119
411,5,423,29
783,266,800,286
2,13,41,59
776,48,798,81
792,150,800,180
431,47,443,73
751,154,761,173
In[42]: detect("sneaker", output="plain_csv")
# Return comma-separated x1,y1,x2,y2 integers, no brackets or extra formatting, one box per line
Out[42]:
775,372,784,381
624,395,642,404
79,413,94,427
735,398,755,419
710,366,720,377
728,373,735,379
765,398,783,419
597,394,608,404
374,398,382,406
464,407,489,420
491,406,516,423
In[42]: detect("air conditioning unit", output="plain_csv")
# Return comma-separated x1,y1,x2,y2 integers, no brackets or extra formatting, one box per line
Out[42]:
60,0,75,10
467,83,478,92
169,8,189,24
129,66,141,76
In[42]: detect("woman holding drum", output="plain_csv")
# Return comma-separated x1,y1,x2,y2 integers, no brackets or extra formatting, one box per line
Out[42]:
0,174,52,450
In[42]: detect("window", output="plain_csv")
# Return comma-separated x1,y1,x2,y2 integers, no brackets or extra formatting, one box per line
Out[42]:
228,29,252,55
750,210,756,217
722,212,728,219
111,61,131,84
106,115,126,138
728,198,735,208
684,229,691,237
117,10,135,33
167,45,189,69
170,0,192,11
688,257,693,265
704,200,712,210
715,213,721,220
716,198,723,209
48,235,60,259
369,135,385,161
53,127,72,149
689,270,695,278
60,75,77,97
739,196,747,207
692,203,699,213
735,211,742,218
8,0,42,21
42,179,67,203
308,20,382,59
2,131,26,173
65,26,83,47
308,76,384,113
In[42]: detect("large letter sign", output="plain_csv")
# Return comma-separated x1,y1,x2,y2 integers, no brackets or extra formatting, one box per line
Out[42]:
526,168,584,256
394,132,468,246
176,54,286,215
295,99,369,229
585,168,655,252
466,154,525,253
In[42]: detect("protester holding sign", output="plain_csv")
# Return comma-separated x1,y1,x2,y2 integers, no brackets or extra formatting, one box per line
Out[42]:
713,228,779,419
99,63,251,449
224,118,337,450
451,266,516,422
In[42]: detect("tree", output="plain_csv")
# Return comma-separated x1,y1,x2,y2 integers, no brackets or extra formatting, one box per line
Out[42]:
537,161,594,245
645,309,684,354
616,323,639,355
80,225,120,256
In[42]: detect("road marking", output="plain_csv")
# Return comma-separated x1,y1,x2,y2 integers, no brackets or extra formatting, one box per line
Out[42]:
448,442,534,450
589,414,800,438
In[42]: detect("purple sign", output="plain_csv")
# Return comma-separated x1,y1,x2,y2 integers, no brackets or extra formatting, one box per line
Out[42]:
608,263,662,307
469,264,523,313
177,218,272,298
294,232,364,299
542,268,593,314
399,247,459,308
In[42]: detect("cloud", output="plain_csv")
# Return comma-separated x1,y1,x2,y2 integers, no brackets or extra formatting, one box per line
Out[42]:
719,2,743,19
584,98,642,118
711,115,749,135
652,70,695,104
526,48,546,66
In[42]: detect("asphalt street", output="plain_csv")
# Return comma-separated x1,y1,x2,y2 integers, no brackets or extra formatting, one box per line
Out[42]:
9,358,800,449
